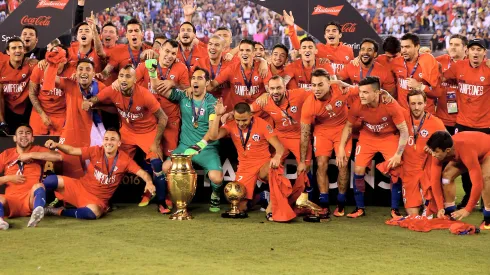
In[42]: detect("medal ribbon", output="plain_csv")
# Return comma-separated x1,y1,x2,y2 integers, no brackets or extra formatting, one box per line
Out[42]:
238,117,254,150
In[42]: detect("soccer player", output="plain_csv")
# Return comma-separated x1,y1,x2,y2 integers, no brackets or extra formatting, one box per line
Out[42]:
426,131,490,228
337,76,409,218
269,44,289,77
209,101,285,212
298,69,358,218
0,37,35,134
152,67,224,212
401,90,446,215
435,34,467,135
337,38,396,95
283,11,354,74
43,128,156,219
67,17,106,73
136,39,189,156
83,65,170,213
100,22,120,86
375,36,401,67
209,39,272,112
283,37,334,90
28,47,73,136
176,21,208,70
0,125,62,229
390,33,441,112
98,19,151,81
442,38,490,210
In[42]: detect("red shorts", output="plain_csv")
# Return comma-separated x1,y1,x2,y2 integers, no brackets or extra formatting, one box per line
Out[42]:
162,118,180,157
30,111,65,136
278,136,312,164
120,126,159,159
3,192,32,218
355,134,399,167
401,170,424,208
313,125,352,158
56,176,107,210
236,159,269,200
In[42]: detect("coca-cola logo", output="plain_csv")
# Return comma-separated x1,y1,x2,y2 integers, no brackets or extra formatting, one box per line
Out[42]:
312,5,344,16
341,23,357,33
21,15,52,26
36,0,69,10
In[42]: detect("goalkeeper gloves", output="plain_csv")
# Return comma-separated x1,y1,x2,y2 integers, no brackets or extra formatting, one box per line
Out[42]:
184,140,208,156
145,59,158,78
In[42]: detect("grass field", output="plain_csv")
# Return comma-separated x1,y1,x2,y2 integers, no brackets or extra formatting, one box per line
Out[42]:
1,183,489,275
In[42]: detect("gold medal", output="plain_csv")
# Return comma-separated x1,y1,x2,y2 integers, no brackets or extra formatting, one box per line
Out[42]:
193,121,198,128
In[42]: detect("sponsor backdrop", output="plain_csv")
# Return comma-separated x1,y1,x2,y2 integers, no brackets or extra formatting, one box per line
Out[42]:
0,0,381,54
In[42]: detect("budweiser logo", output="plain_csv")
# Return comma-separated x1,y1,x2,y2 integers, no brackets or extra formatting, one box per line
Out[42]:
312,5,344,16
21,15,52,26
37,0,69,10
341,23,357,33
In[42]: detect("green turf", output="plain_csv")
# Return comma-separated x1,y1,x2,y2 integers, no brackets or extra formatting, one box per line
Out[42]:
1,178,489,275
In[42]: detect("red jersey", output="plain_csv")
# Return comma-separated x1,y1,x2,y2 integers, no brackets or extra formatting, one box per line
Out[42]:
193,57,236,98
221,117,275,163
301,85,357,131
251,88,309,139
214,61,272,110
108,44,152,71
337,61,396,93
135,61,188,120
102,45,119,86
0,61,34,114
348,95,406,139
443,59,490,128
30,66,75,116
316,43,354,74
97,85,161,133
375,54,395,68
391,54,441,112
402,111,446,172
284,59,334,89
0,145,49,196
67,45,103,73
430,131,490,212
80,146,141,203
435,55,458,127
176,43,208,70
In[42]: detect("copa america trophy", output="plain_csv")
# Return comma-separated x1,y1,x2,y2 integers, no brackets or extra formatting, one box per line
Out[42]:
221,182,248,219
296,193,326,222
166,154,197,220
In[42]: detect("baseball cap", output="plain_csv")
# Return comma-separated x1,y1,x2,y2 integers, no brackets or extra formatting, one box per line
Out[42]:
468,39,487,49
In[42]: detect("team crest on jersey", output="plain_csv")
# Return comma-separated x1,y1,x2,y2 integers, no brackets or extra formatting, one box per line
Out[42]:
419,73,423,78
345,56,349,60
136,106,142,111
420,129,429,137
382,117,387,121
481,76,486,82
335,100,342,107
114,166,118,172
89,57,94,61
266,124,273,133
170,75,176,80
290,106,298,113
254,76,259,81
22,74,26,79
252,134,260,141
199,108,205,115
326,104,333,111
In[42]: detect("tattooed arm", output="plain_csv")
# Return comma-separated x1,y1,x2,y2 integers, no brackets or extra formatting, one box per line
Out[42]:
150,108,168,160
300,123,311,163
387,121,408,169
336,120,353,168
28,81,53,127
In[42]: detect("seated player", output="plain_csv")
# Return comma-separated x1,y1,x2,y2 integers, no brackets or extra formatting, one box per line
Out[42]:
150,67,224,212
426,131,490,228
0,125,62,230
209,101,284,214
43,128,156,219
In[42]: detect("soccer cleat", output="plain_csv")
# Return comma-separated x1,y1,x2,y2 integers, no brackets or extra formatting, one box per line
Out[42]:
0,219,9,230
27,206,45,227
48,198,62,208
318,208,331,220
209,192,221,213
44,207,63,216
138,191,156,207
347,208,366,218
480,221,490,230
333,206,345,217
391,208,403,219
166,198,173,210
259,191,270,212
158,204,171,214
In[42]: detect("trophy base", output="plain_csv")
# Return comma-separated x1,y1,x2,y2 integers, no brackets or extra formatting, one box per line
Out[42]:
303,215,329,223
221,212,248,219
170,209,193,220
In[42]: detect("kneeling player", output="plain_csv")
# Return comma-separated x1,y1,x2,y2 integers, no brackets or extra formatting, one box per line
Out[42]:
0,125,62,229
209,101,284,213
43,128,156,219
426,131,490,229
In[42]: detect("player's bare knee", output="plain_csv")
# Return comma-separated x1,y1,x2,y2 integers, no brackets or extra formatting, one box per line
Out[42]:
208,171,223,185
31,183,45,191
86,204,102,219
0,195,6,204
162,160,172,173
482,174,490,185
354,166,365,175
316,157,329,171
